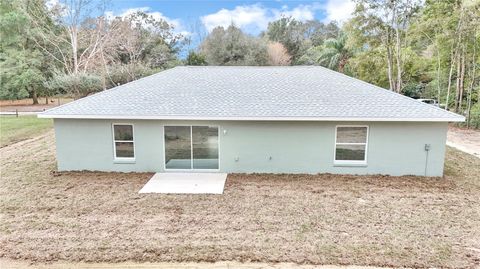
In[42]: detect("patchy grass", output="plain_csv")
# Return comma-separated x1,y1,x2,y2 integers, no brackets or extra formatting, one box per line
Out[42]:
0,132,479,268
0,116,52,147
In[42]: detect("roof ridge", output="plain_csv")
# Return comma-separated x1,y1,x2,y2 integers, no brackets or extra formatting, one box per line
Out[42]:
183,65,317,68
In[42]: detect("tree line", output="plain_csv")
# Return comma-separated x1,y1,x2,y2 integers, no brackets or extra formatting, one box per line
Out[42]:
1,0,185,102
1,0,479,127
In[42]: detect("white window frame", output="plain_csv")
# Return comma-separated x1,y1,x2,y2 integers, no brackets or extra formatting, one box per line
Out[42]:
112,123,135,161
334,125,369,166
163,125,220,172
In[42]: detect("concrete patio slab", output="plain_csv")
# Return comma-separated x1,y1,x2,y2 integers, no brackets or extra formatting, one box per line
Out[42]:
139,173,227,194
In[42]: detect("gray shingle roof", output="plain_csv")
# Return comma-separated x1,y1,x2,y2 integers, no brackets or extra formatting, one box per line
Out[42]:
39,66,464,122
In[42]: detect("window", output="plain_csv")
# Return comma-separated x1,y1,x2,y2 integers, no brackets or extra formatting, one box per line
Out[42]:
113,124,134,159
334,126,368,164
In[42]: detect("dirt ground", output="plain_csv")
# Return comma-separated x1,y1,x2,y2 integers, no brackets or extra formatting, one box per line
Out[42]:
0,98,73,112
447,125,480,158
0,259,384,269
0,132,479,268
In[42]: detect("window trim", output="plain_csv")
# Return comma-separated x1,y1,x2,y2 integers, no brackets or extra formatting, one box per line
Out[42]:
333,125,369,166
162,124,221,172
112,123,135,162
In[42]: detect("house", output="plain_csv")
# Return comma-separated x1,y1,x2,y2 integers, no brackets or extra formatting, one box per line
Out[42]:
38,66,464,176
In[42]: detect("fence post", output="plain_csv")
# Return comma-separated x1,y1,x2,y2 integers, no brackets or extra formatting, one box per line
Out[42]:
15,109,18,118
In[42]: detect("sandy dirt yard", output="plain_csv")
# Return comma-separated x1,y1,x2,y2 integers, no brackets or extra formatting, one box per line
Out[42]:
0,259,385,269
0,131,479,268
0,98,73,112
447,126,480,158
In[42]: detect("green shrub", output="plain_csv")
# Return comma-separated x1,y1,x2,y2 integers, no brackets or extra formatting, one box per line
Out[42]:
466,103,480,129
44,73,103,98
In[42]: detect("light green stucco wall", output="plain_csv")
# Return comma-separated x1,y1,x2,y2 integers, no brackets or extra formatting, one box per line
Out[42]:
53,119,448,176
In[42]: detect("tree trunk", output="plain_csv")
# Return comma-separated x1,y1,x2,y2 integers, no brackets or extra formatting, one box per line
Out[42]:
387,6,396,92
467,33,477,128
454,51,461,112
436,40,441,104
448,4,464,111
32,88,38,105
445,50,456,111
467,88,472,128
386,30,395,91
394,16,402,93
45,96,49,104
387,46,395,91
70,26,79,74
338,57,347,73
458,48,465,113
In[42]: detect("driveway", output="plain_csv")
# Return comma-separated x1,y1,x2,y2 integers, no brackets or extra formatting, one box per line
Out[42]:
447,126,480,158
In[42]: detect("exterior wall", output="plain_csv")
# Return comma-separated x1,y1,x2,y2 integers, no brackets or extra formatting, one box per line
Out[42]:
54,119,448,176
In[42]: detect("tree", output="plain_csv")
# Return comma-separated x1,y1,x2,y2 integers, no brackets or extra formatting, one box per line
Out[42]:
26,0,108,75
0,0,51,103
265,18,341,63
408,0,454,104
28,1,186,89
186,50,207,65
408,0,479,119
44,73,102,98
346,0,420,93
96,11,186,87
110,11,185,69
200,25,268,66
299,33,352,73
347,48,390,88
0,49,45,101
105,63,155,88
266,42,291,66
303,20,340,47
1,0,188,103
265,17,306,63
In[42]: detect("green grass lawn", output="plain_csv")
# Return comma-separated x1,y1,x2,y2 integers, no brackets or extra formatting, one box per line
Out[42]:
0,115,53,147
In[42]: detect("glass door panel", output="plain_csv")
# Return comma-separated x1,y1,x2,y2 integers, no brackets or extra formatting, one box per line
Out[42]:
164,126,192,169
192,126,219,169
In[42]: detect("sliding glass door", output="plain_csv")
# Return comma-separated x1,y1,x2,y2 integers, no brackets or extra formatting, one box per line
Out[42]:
164,126,219,170
192,126,219,169
164,126,191,169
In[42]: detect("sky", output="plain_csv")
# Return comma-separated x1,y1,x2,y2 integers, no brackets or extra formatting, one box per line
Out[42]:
105,0,355,52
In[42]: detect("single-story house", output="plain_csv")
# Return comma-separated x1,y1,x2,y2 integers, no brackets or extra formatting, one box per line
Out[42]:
39,66,464,176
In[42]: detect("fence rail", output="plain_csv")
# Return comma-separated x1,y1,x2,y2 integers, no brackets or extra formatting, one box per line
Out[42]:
0,109,45,117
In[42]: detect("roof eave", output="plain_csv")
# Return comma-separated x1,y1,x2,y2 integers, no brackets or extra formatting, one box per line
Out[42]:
37,114,465,122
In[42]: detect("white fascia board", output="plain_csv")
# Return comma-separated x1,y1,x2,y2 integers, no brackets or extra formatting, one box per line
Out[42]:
37,114,466,122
